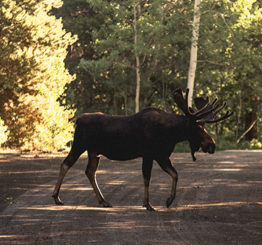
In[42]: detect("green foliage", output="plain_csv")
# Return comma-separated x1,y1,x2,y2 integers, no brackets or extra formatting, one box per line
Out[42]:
250,139,262,149
5,196,18,205
195,0,262,143
55,0,193,115
54,0,262,150
0,0,76,150
174,137,262,153
1,0,261,151
23,92,75,152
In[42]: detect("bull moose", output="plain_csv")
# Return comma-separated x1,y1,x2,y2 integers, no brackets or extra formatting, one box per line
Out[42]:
52,89,232,211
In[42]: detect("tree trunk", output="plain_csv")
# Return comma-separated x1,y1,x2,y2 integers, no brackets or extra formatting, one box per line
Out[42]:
187,0,201,107
245,112,258,141
244,94,260,141
134,2,141,113
135,57,141,113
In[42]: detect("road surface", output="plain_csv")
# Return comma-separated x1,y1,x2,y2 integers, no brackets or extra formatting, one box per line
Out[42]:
0,150,262,244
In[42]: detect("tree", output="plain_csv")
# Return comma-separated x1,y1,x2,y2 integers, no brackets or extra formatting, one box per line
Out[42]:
58,0,192,114
0,0,76,150
53,0,100,116
134,1,142,113
196,0,262,141
187,0,201,106
56,0,261,147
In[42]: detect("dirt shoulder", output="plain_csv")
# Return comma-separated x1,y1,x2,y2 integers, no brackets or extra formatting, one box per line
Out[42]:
0,150,262,244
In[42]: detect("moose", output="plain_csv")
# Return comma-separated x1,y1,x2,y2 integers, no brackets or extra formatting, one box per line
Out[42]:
53,89,232,211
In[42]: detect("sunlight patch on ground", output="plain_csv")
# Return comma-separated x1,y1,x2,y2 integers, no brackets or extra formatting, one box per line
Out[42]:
17,205,149,212
175,201,262,211
247,180,262,184
214,168,242,172
217,161,235,164
56,184,92,191
18,203,262,213
107,180,127,185
5,169,57,174
0,235,29,238
65,187,92,191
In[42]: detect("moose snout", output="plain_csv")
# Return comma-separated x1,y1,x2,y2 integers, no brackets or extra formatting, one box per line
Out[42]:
207,143,215,154
202,142,215,154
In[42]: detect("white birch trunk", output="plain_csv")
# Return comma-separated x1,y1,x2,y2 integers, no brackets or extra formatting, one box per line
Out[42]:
134,2,141,113
187,0,201,107
135,56,141,113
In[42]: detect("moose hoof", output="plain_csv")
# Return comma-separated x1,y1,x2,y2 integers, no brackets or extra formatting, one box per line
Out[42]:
100,201,112,208
166,197,174,208
53,196,64,205
143,203,155,211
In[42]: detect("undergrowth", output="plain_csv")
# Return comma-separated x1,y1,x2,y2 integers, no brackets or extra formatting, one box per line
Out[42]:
174,137,262,153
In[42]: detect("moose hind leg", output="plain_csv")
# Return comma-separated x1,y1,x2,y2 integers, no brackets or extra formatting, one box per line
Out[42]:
142,158,155,211
52,150,83,205
85,152,112,207
156,158,178,208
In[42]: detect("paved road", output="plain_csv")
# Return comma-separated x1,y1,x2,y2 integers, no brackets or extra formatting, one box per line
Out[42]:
1,151,262,244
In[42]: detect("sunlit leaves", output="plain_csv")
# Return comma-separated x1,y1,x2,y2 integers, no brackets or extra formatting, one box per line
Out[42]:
0,0,76,150
196,0,262,141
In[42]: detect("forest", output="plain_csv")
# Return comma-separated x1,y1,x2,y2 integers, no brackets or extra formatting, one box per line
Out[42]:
0,0,261,152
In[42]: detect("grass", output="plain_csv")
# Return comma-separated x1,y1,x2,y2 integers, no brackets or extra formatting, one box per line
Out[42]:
4,196,18,205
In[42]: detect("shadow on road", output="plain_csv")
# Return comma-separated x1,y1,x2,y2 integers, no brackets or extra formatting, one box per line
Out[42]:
0,151,262,244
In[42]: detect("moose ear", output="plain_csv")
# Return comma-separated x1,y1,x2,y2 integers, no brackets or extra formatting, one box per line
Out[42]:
194,97,214,121
194,97,209,110
174,88,183,98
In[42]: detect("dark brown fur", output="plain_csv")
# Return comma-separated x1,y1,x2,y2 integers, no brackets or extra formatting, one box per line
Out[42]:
52,89,231,211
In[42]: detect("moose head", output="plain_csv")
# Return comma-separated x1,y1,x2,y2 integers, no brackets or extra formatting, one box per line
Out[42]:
174,88,233,161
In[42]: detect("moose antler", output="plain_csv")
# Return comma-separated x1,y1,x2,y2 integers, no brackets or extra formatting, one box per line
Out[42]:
195,100,233,123
173,88,190,115
174,88,233,123
204,110,233,123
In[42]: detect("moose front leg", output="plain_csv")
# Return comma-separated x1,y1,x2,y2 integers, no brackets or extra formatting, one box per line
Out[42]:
142,158,154,211
86,152,112,208
156,158,178,208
